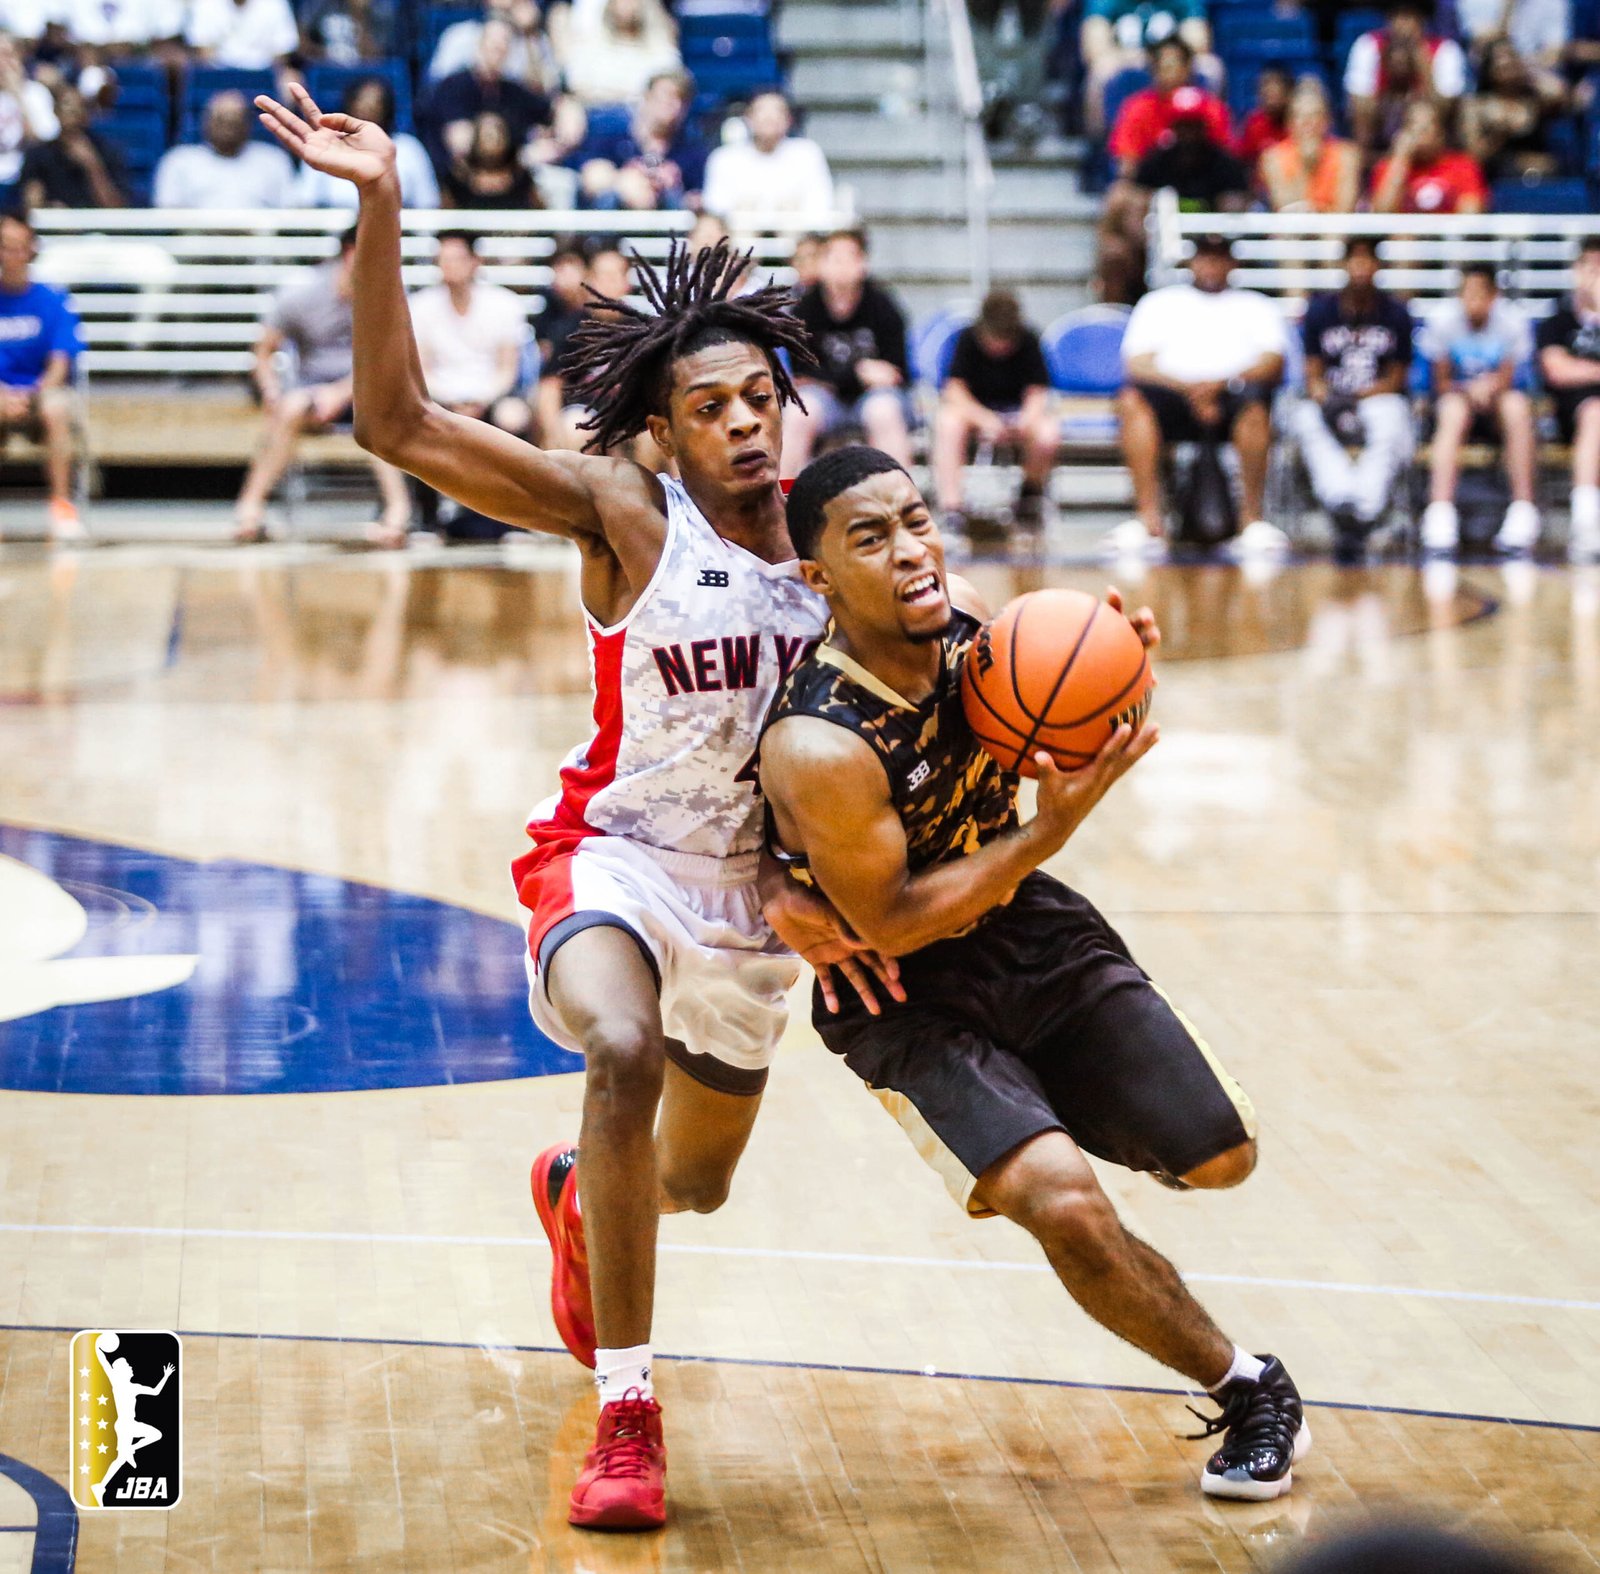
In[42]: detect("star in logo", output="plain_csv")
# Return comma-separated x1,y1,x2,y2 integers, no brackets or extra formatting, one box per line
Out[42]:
98,1419,108,1431
97,1444,109,1455
79,1390,88,1402
79,1366,89,1378
97,1394,109,1406
79,1464,88,1476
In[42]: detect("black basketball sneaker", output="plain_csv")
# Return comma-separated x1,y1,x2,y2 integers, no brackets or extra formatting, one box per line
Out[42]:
1187,1355,1310,1500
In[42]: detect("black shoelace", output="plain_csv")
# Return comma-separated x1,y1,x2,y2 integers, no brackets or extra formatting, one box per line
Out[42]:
1184,1381,1297,1464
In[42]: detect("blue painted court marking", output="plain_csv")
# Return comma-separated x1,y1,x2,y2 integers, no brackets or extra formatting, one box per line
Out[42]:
0,1452,77,1573
0,824,568,1095
0,1321,1593,1439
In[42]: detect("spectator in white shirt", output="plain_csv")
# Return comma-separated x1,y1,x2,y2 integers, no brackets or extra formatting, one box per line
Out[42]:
0,32,56,187
58,0,183,54
1344,1,1467,157
1455,0,1569,69
187,0,298,68
429,0,556,92
702,89,835,222
297,78,439,209
558,0,679,108
1111,234,1288,561
153,90,296,208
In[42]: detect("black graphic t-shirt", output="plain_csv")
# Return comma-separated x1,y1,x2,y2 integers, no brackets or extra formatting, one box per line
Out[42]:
1536,302,1600,365
764,610,1018,878
793,281,911,404
1301,289,1414,398
946,325,1050,412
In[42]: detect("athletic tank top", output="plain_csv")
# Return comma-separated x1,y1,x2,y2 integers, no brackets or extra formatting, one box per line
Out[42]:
765,610,1019,878
530,475,828,862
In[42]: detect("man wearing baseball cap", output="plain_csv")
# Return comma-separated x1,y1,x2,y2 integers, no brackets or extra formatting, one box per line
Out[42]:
1109,234,1290,561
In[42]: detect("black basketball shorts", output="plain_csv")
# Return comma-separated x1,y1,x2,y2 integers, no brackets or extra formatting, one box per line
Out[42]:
814,873,1255,1215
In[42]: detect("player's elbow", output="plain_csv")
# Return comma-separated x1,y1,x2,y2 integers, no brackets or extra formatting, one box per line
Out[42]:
354,400,428,465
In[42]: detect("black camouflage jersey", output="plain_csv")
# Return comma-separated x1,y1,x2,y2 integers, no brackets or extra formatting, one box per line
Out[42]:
763,609,1019,878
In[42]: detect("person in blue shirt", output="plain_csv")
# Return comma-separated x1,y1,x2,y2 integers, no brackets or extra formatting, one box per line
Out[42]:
0,210,83,539
574,69,708,211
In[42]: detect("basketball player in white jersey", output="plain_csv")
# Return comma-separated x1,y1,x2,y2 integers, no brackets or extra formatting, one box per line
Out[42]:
255,85,900,1531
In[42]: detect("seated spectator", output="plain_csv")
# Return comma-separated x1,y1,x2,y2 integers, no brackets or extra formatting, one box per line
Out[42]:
1097,85,1249,306
702,88,835,221
0,209,82,539
298,0,395,65
1418,263,1539,553
790,231,822,292
1260,82,1360,212
233,226,411,546
55,0,183,60
440,110,542,208
153,90,295,209
186,0,297,69
1455,0,1568,69
21,83,127,207
408,230,532,533
1459,35,1567,180
0,32,57,197
558,0,679,108
421,18,555,173
297,78,439,209
1289,237,1415,556
783,228,913,474
534,241,592,447
1080,0,1214,136
429,0,555,93
576,67,706,211
1107,36,1230,178
1110,233,1287,560
934,289,1056,536
1345,0,1466,160
1234,64,1293,167
685,210,756,294
1371,99,1488,213
1534,234,1600,561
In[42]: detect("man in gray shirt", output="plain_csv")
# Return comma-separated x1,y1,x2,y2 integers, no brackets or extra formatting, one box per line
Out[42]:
153,92,296,210
234,227,413,544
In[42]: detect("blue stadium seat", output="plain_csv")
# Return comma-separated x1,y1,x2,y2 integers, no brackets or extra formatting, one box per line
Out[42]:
687,57,781,100
679,12,772,52
1101,65,1150,131
1214,12,1316,51
910,308,971,389
1490,174,1593,214
109,61,169,116
306,61,413,132
97,106,166,203
181,66,279,142
1042,305,1130,396
416,4,480,72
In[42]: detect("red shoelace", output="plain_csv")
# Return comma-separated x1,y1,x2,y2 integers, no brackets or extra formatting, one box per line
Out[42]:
592,1391,660,1480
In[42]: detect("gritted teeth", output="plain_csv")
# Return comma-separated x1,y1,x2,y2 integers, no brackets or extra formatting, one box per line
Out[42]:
901,572,940,603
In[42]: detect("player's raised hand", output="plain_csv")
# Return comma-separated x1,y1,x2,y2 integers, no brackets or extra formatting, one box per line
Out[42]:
1029,722,1160,848
1105,585,1161,651
255,83,394,187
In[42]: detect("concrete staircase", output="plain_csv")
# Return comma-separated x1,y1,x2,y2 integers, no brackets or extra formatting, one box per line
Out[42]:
776,0,1099,327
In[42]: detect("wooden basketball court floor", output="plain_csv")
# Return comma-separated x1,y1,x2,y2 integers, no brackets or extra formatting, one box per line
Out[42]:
1,539,1598,1572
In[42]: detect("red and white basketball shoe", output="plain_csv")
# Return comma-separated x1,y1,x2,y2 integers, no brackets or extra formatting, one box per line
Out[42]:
531,1144,596,1368
568,1389,667,1530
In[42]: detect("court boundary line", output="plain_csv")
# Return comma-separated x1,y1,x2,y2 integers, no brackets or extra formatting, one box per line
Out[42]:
0,1451,77,1574
4,1221,1598,1316
0,1319,1594,1438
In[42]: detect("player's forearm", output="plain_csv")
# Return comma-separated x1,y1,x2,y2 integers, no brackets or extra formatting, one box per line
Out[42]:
349,172,434,460
850,819,1064,956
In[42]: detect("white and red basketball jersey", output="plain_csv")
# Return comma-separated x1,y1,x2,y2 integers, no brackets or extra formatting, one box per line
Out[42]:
528,475,827,861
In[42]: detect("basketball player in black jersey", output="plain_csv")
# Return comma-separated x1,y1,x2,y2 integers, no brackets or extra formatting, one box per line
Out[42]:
759,446,1309,1501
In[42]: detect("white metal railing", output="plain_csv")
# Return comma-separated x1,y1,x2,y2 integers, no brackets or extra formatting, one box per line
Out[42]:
925,0,993,294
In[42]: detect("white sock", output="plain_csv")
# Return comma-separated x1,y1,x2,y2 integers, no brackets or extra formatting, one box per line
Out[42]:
595,1344,653,1406
1573,486,1600,531
1212,1346,1266,1393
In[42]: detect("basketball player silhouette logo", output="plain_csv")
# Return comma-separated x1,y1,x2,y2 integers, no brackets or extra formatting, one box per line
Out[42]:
69,1330,182,1509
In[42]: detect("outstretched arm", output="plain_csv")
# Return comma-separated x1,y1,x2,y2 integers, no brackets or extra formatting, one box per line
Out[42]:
255,86,637,542
761,715,1157,957
133,1365,175,1398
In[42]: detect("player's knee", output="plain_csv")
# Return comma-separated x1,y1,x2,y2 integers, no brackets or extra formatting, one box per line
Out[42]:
660,1166,732,1214
583,1023,665,1114
1022,1177,1122,1273
1180,1138,1256,1190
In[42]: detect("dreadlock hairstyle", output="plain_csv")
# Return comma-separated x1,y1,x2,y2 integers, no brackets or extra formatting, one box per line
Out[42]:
560,237,815,455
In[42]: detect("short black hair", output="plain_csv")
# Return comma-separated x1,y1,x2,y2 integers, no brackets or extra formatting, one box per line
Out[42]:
437,229,478,252
550,241,587,268
1152,34,1193,61
1579,235,1600,257
786,446,909,560
1344,236,1380,260
338,223,359,254
561,237,815,454
1461,262,1499,289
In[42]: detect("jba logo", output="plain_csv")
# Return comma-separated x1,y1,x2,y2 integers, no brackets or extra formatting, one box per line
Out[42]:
69,1330,182,1510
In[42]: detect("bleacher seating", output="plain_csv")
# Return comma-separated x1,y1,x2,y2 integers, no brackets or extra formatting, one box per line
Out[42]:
1041,304,1129,449
26,207,846,466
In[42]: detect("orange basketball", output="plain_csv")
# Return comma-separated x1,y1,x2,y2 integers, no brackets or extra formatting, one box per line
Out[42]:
961,589,1155,777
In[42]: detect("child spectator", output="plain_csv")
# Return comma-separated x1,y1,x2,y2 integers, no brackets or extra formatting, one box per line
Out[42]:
702,89,835,221
153,90,296,208
186,0,298,69
1260,83,1361,212
1370,99,1488,214
1535,234,1600,561
20,83,126,207
1418,263,1539,552
1107,36,1230,176
296,78,439,210
934,289,1057,535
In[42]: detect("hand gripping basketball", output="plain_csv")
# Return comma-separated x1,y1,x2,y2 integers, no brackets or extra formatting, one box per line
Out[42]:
1029,721,1161,851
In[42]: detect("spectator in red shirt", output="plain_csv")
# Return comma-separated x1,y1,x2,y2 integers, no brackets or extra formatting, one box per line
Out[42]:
1371,98,1488,215
1235,65,1293,169
1108,36,1231,175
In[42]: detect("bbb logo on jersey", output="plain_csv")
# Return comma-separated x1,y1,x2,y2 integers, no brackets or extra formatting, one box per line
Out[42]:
697,569,730,588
